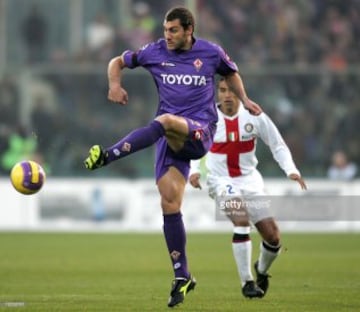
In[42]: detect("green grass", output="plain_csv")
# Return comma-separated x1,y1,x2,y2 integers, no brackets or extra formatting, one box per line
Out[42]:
0,232,359,311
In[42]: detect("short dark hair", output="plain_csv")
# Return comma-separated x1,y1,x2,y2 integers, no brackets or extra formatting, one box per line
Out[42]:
165,7,195,33
217,77,226,87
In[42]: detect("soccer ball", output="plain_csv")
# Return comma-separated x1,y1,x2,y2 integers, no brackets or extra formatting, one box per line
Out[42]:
10,160,46,195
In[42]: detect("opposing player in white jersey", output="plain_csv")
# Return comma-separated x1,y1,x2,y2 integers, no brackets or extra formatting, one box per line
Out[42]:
189,77,307,298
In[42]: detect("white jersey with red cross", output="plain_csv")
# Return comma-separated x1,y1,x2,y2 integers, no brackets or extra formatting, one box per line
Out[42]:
190,105,300,178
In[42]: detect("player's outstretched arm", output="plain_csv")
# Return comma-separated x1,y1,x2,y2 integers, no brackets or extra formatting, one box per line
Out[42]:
107,54,129,105
225,72,262,115
289,173,307,190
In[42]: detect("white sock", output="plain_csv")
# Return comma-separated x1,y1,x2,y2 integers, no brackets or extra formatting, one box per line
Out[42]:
258,240,281,274
232,226,253,286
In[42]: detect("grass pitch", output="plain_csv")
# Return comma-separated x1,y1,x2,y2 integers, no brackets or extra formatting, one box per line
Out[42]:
0,232,359,311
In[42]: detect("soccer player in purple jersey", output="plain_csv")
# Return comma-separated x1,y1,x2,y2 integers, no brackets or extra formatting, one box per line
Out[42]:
84,6,262,308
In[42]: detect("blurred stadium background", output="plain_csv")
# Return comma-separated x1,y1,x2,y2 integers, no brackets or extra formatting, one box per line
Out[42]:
0,0,359,231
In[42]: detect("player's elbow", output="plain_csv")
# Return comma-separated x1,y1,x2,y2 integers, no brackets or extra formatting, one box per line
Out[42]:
109,55,126,70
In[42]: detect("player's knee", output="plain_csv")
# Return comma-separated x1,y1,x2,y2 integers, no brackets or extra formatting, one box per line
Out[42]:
231,219,250,227
160,186,182,213
265,232,281,246
155,113,175,130
161,196,181,214
257,218,281,246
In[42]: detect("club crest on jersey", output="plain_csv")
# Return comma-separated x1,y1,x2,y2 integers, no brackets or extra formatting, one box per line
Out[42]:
244,123,254,133
193,58,203,71
228,131,238,142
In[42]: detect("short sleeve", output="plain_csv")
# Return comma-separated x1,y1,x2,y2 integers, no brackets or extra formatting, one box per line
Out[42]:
123,42,155,68
123,50,139,68
214,44,238,76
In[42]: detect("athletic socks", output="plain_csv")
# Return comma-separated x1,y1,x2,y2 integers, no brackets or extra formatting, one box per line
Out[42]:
257,240,281,274
232,226,253,286
232,229,281,284
163,212,189,278
105,120,165,163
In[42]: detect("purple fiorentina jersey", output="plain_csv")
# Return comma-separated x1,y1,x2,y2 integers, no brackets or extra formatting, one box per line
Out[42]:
123,38,238,124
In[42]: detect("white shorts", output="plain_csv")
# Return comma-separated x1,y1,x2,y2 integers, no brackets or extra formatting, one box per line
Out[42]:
207,170,272,224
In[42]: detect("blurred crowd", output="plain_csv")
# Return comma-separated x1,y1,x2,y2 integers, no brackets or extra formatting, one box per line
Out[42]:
0,0,359,178
200,0,360,68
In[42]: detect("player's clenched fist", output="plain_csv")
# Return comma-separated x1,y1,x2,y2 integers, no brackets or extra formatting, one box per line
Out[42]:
108,84,128,105
189,173,202,189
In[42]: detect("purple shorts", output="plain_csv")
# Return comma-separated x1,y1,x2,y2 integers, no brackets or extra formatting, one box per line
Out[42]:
155,118,216,182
